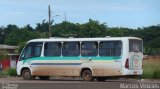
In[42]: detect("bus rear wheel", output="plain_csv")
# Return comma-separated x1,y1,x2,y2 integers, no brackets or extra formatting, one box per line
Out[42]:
22,69,33,80
82,70,94,81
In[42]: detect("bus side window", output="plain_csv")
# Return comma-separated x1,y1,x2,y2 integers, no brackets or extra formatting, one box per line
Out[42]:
129,40,142,52
44,42,61,56
62,42,80,56
99,41,122,56
81,42,98,56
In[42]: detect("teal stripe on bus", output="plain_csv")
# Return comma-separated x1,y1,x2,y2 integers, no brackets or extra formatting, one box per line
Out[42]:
31,63,82,65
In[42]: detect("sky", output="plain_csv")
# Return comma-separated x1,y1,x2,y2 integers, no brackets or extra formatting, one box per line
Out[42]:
0,0,160,29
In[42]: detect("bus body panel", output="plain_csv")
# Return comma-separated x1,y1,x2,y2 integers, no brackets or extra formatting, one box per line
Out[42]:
18,56,121,76
16,37,143,78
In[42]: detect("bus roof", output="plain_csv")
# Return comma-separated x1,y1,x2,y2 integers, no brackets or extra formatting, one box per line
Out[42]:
28,37,142,43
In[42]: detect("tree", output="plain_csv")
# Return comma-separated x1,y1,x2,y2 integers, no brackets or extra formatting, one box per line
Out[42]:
0,50,8,61
0,24,19,44
4,29,42,45
35,20,52,32
23,24,34,31
0,19,159,55
17,41,27,53
4,24,19,35
80,19,107,37
106,27,131,37
52,21,81,37
0,27,5,44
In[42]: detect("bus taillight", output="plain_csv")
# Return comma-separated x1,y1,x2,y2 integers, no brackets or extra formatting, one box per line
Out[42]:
125,58,129,69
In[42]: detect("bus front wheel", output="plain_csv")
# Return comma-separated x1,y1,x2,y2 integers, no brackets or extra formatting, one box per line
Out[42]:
82,70,94,81
22,69,34,80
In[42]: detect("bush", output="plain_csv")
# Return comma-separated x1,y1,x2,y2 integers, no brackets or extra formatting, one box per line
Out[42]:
0,68,17,77
0,70,9,77
7,68,17,76
153,69,160,79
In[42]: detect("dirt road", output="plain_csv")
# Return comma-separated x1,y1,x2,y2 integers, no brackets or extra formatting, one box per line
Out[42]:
0,77,159,89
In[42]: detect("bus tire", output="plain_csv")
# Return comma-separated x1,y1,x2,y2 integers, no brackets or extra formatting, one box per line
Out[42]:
22,69,33,80
96,77,106,81
82,70,94,81
39,76,50,80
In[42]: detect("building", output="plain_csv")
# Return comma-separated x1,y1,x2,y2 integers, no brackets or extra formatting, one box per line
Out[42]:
0,44,19,70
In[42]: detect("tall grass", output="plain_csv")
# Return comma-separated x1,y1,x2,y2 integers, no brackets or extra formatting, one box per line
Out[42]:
0,68,17,77
142,57,160,79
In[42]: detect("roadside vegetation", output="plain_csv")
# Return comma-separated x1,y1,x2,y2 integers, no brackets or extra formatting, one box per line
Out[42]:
0,68,17,77
142,56,160,79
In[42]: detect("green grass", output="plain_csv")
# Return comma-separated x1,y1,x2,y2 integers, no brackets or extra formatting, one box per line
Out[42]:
0,70,9,77
142,59,160,79
0,68,17,77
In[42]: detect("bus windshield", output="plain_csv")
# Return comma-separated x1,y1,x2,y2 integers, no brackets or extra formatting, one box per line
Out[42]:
129,39,142,52
20,42,43,60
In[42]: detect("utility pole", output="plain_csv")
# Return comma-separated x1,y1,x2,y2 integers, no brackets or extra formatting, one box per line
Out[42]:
48,5,51,38
64,12,67,22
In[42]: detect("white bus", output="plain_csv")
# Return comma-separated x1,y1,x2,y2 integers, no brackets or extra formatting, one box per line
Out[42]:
16,37,143,81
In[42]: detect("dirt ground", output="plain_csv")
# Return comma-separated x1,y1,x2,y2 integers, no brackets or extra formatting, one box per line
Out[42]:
143,55,160,61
